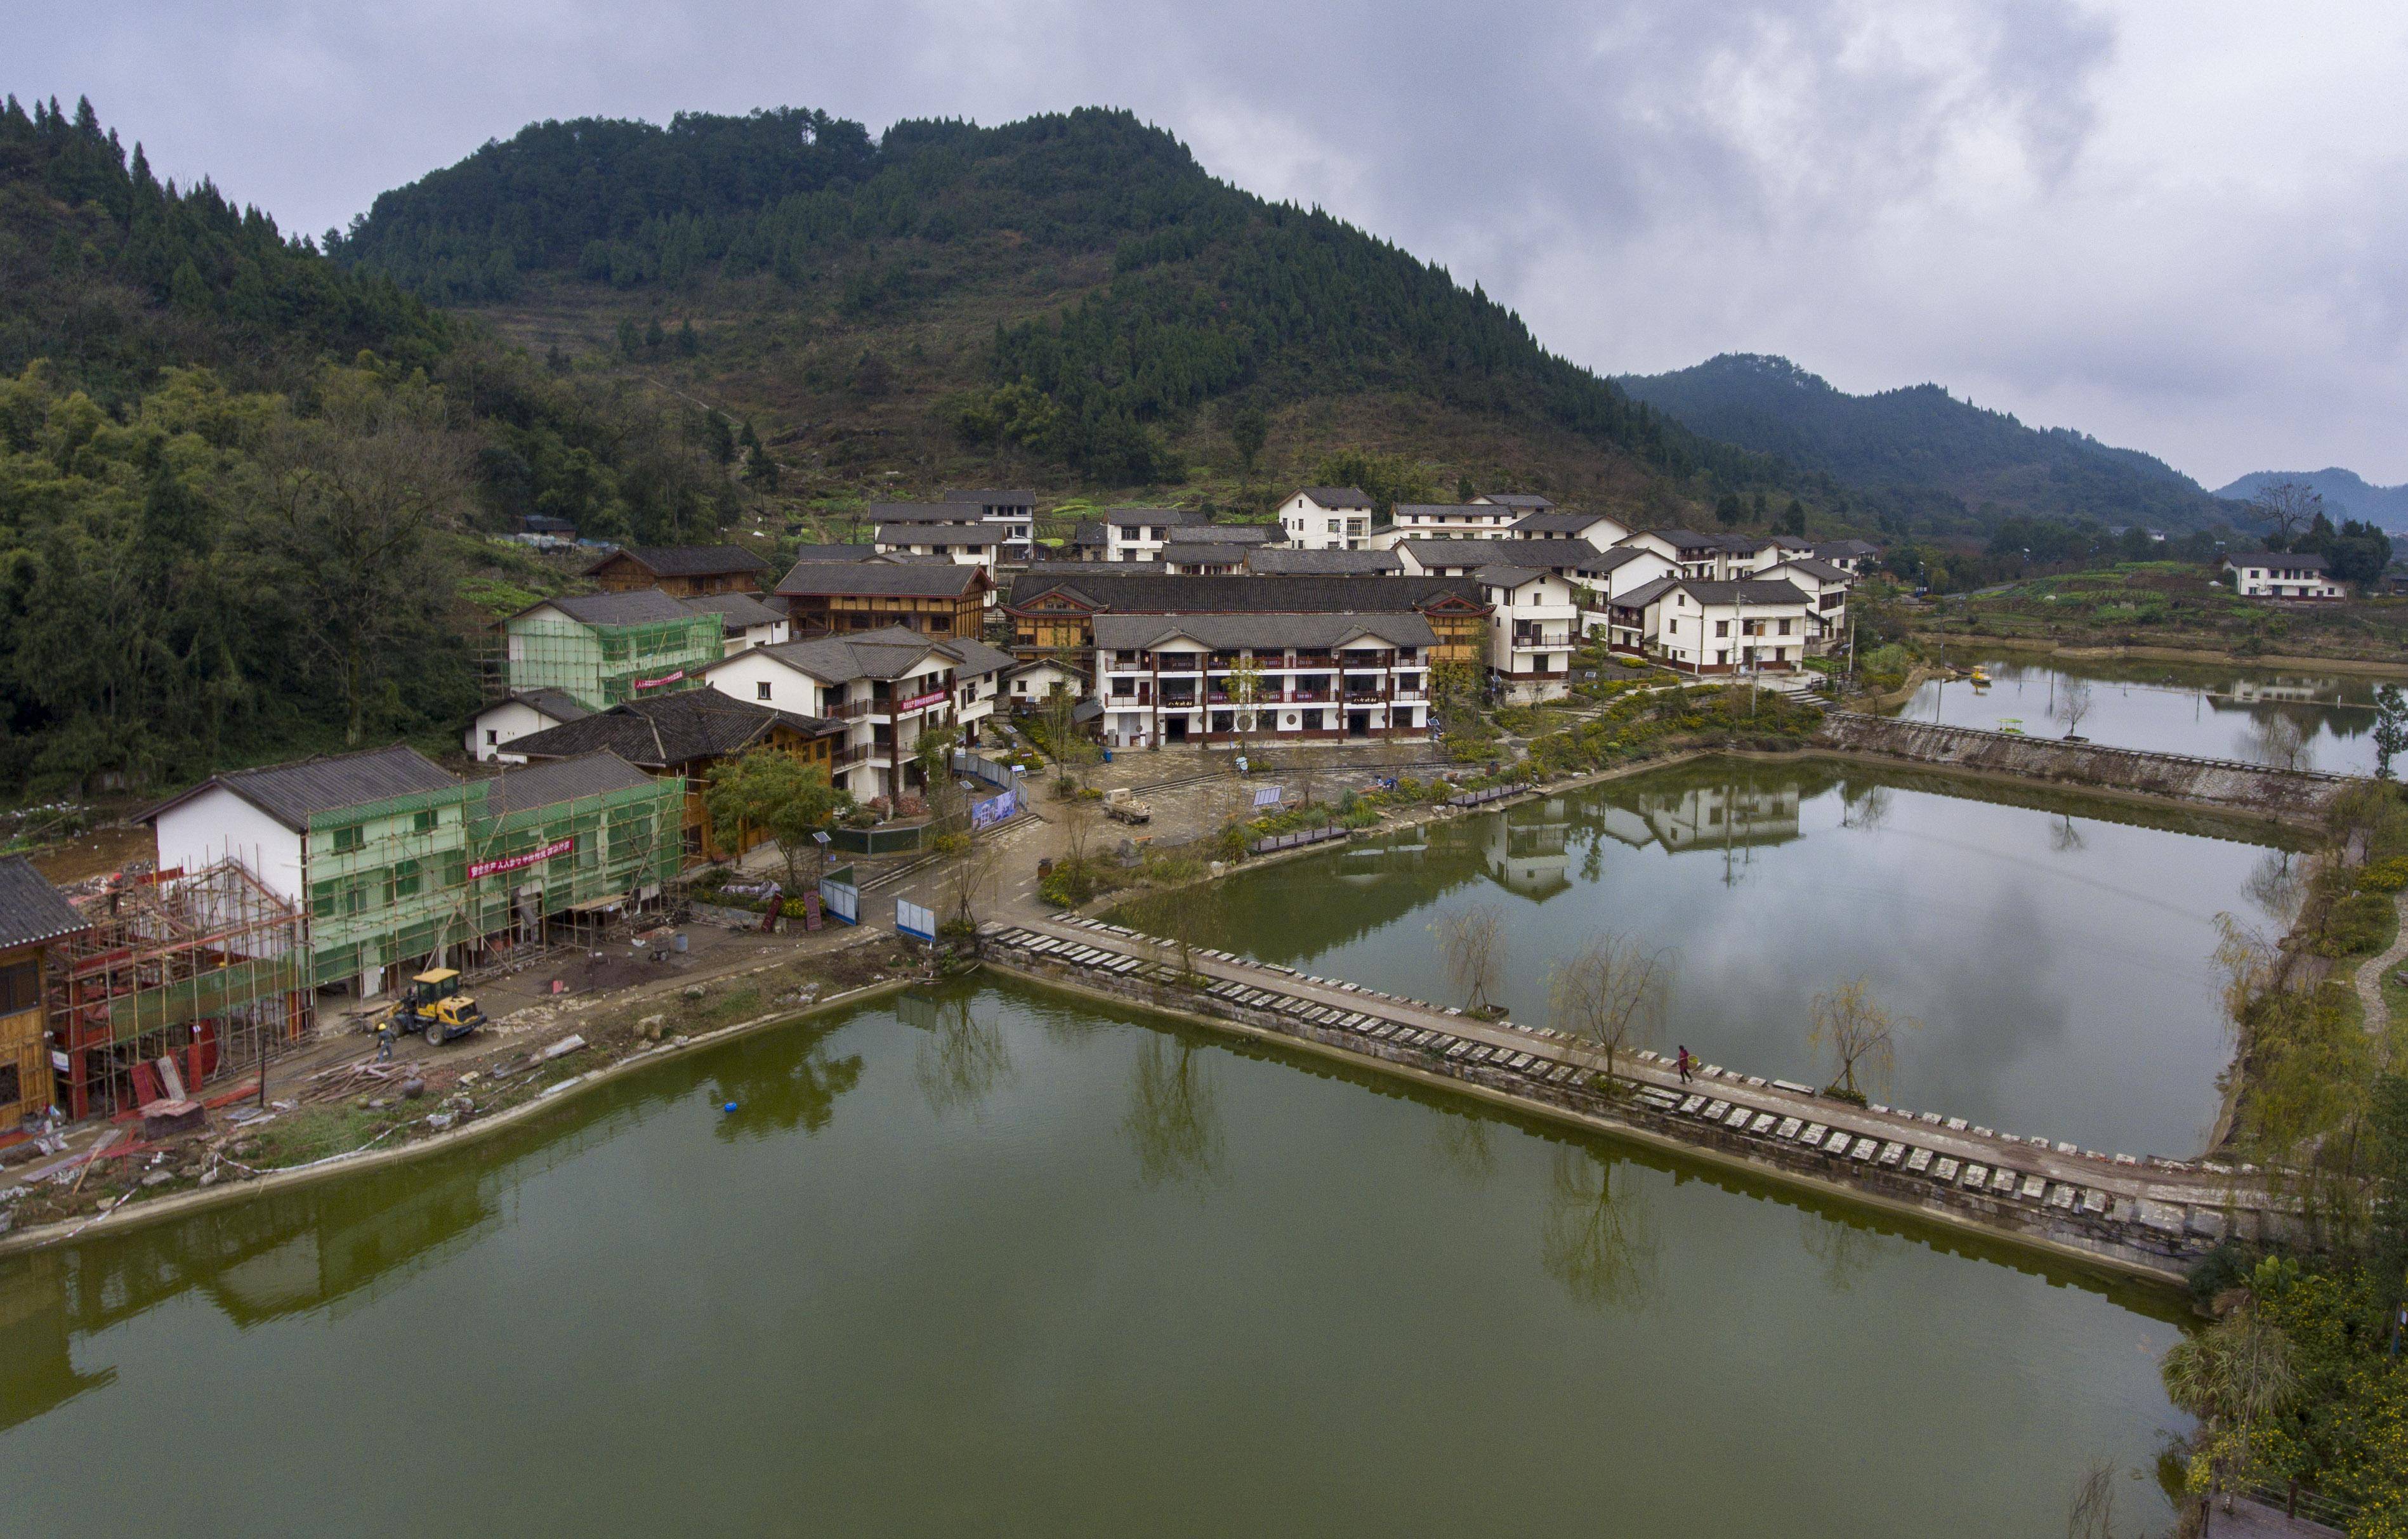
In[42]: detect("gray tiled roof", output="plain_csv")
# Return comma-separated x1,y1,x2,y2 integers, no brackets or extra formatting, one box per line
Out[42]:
680,592,787,629
587,544,768,577
504,688,592,723
1813,539,1881,558
2223,551,2329,570
1100,506,1208,528
1635,527,1727,553
1763,557,1853,584
773,561,987,598
1392,504,1512,520
1473,564,1549,587
1168,522,1279,544
147,744,462,831
1157,546,1249,568
1291,486,1373,509
875,523,996,544
782,544,881,563
1477,492,1555,510
1245,547,1402,574
1007,571,1488,615
537,589,701,627
1392,539,1510,570
1621,578,1812,609
0,855,87,949
1093,612,1438,652
1569,545,1659,576
506,693,834,768
482,750,661,816
1509,511,1617,534
732,625,1012,686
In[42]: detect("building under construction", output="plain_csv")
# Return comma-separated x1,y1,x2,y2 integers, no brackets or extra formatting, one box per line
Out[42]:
44,860,310,1121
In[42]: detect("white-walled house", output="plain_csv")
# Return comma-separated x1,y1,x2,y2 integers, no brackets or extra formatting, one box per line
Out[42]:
873,523,1002,603
1611,578,1815,674
1508,510,1632,547
1392,540,1505,577
1376,503,1521,543
1759,557,1853,653
1004,658,1086,709
940,488,1037,563
700,626,1015,802
1277,487,1375,550
2221,551,2345,599
1102,508,1206,563
1477,564,1579,702
1560,546,1678,643
1811,539,1881,575
1092,612,1438,747
681,591,791,655
1623,528,1776,582
467,689,591,764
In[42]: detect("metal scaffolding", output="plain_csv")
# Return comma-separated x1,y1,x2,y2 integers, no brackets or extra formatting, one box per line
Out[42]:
493,613,723,711
46,859,311,1121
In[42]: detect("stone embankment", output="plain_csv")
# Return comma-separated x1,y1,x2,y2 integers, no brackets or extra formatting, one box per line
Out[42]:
982,914,2294,1284
1813,711,2349,820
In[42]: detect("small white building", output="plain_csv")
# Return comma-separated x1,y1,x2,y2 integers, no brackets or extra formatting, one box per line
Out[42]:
1005,658,1086,710
1477,563,1579,703
681,591,791,655
466,689,591,764
1811,539,1881,575
1612,578,1814,674
1093,611,1438,747
1277,487,1376,551
940,488,1037,563
1376,503,1521,543
1507,510,1633,547
1101,508,1206,563
2221,551,2344,599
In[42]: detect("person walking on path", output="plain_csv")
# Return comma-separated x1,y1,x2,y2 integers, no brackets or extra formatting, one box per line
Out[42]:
1676,1045,1693,1084
375,1018,396,1063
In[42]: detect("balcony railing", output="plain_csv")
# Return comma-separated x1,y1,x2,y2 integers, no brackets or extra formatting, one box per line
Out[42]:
832,742,879,767
827,697,877,720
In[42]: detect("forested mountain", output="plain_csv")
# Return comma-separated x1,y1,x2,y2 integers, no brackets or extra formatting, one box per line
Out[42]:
332,108,1779,497
1617,353,2235,534
0,98,747,794
2216,468,2408,534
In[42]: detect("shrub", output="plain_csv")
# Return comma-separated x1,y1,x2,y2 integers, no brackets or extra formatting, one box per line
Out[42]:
1038,860,1098,908
2318,891,2398,957
2361,857,2408,894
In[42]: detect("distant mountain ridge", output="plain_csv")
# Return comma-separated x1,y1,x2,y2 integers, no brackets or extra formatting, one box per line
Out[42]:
2215,468,2408,534
1617,353,2233,533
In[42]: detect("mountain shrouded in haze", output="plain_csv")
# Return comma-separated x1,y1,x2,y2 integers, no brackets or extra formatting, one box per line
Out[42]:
330,107,1781,497
1617,353,2237,534
2216,468,2408,534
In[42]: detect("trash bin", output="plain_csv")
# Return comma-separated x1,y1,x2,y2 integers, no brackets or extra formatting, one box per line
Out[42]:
1102,748,1114,763
1037,857,1055,878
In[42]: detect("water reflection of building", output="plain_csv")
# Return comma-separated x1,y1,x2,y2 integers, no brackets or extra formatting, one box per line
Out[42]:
1624,781,1804,853
1485,798,1572,898
2220,676,2339,707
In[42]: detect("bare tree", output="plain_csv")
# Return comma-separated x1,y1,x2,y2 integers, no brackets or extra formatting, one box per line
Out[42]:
2249,480,2323,546
1431,903,1506,1014
2247,712,2311,773
1547,931,1673,1084
1806,976,1917,1101
944,828,1007,933
2055,678,2093,740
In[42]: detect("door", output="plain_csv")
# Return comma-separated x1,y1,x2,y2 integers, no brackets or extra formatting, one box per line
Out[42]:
1348,711,1372,738
1166,716,1189,743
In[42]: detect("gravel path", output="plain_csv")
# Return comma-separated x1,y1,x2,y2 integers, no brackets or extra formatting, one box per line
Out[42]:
2354,889,2408,1034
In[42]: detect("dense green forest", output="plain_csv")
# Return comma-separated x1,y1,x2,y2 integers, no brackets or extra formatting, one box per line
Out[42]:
0,97,747,794
334,108,1777,490
1619,353,2242,535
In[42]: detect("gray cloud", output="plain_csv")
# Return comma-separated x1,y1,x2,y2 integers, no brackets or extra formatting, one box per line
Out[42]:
10,0,2405,485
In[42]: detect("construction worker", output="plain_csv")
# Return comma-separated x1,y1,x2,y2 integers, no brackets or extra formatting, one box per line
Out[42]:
376,1015,396,1063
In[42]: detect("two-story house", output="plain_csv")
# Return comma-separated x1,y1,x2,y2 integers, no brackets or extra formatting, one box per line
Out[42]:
1372,503,1522,544
0,858,87,1129
1276,487,1376,551
1092,613,1438,747
1507,510,1633,547
940,488,1037,563
1101,508,1207,563
499,589,725,711
1478,565,1579,702
702,626,1014,801
1612,578,1815,674
2220,551,2345,599
583,545,768,597
1811,539,1881,575
773,560,992,640
1758,557,1854,653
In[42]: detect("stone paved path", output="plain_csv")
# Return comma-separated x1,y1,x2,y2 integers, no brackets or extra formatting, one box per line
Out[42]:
2353,889,2408,1035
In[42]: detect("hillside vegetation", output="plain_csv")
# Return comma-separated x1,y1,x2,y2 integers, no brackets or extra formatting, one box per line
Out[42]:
1619,353,2239,535
0,97,758,794
332,107,1797,516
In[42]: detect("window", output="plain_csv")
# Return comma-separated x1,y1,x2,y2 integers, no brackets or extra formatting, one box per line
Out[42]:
331,824,364,854
312,881,338,920
757,681,773,701
414,808,438,832
0,1063,18,1106
0,959,39,1014
1715,620,1730,638
345,885,368,916
1777,619,1792,636
390,859,423,901
485,729,499,745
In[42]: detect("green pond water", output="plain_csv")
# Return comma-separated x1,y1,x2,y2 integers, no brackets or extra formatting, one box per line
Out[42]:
0,978,2189,1536
1895,652,2388,776
1131,757,2294,1156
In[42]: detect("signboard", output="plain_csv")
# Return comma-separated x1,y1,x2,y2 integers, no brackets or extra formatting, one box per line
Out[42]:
817,867,859,925
1253,785,1284,808
469,837,572,881
633,668,687,691
970,787,1017,831
895,690,948,714
51,1050,70,1072
895,898,937,943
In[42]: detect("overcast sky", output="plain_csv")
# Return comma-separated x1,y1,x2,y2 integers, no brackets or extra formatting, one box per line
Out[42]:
14,0,2408,487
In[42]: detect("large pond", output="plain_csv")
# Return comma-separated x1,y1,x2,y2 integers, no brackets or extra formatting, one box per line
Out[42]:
1131,758,2294,1156
0,978,2188,1536
1895,653,2391,776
